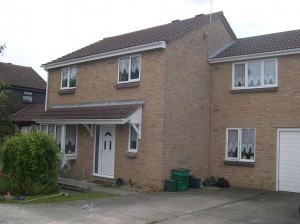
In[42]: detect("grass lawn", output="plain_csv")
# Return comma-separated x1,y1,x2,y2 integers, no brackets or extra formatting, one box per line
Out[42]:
0,188,116,204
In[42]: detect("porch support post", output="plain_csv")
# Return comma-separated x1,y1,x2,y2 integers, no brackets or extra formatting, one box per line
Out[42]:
83,124,94,137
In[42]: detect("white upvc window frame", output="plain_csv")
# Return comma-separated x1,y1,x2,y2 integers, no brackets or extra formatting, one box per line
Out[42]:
60,66,77,89
39,124,78,159
232,58,278,90
225,128,256,162
118,54,141,83
22,91,33,103
128,124,139,153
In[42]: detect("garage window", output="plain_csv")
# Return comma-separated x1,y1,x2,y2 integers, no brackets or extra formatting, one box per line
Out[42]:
226,128,255,161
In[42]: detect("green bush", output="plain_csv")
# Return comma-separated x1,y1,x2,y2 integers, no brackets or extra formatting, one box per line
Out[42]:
0,131,61,195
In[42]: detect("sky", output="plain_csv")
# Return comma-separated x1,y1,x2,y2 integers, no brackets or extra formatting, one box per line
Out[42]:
1,0,299,81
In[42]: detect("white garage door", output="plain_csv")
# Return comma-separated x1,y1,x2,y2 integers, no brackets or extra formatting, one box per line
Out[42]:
278,129,300,193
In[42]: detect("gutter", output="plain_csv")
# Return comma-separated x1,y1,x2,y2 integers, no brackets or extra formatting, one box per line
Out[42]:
42,41,167,70
209,48,300,63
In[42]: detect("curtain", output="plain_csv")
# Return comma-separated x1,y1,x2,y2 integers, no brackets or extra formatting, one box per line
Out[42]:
234,64,245,87
130,56,140,80
264,60,276,85
119,58,129,82
248,61,261,87
65,125,76,154
228,130,238,158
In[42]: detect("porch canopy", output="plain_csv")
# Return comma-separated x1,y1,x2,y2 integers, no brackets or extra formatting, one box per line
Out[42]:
35,99,144,138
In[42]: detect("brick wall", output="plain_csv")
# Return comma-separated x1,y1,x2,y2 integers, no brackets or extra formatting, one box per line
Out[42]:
48,50,166,189
161,19,233,185
47,17,234,190
210,54,300,191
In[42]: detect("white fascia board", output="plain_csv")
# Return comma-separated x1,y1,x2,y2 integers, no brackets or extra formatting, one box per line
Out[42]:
35,119,126,125
209,48,300,64
43,41,167,70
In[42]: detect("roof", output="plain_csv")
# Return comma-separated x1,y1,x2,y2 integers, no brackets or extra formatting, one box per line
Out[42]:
35,99,145,124
10,104,45,123
38,104,140,120
44,11,235,67
0,62,46,90
211,29,300,60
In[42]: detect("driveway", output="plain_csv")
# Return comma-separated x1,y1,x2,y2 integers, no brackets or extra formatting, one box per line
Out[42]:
1,187,300,224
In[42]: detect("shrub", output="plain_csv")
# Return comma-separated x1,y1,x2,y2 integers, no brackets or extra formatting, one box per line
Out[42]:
1,131,61,195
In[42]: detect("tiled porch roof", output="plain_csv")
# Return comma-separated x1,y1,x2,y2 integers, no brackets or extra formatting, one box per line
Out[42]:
38,104,141,120
10,104,45,123
35,99,145,124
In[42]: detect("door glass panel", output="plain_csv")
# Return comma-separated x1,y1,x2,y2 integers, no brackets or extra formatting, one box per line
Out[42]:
105,132,111,136
109,141,112,150
104,141,106,150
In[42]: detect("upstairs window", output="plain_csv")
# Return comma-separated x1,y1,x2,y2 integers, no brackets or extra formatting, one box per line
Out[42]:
61,67,77,89
22,91,33,103
232,59,277,89
118,55,140,83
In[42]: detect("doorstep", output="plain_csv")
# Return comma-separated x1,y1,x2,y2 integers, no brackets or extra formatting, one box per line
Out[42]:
58,177,138,196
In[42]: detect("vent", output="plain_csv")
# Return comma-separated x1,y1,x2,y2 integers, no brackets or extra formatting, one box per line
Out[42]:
195,14,204,17
171,19,180,23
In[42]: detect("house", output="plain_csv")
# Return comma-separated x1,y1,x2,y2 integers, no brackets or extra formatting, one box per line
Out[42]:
0,62,46,132
208,29,300,193
37,10,300,193
36,11,235,190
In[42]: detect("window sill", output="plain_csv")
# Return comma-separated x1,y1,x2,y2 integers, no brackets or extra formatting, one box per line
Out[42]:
126,151,137,158
57,89,76,95
224,160,255,167
65,154,77,160
231,87,278,94
115,82,140,89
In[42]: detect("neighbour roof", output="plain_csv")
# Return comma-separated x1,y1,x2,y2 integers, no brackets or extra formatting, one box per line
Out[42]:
44,11,235,66
212,29,300,59
0,62,46,90
10,105,45,122
37,104,141,120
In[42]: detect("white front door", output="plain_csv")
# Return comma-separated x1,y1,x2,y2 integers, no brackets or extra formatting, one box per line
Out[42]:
94,125,115,178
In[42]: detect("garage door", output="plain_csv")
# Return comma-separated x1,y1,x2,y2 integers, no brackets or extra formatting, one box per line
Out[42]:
278,129,300,193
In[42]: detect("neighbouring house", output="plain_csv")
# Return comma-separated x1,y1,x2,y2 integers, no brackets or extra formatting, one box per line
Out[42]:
36,11,300,193
208,29,300,193
0,62,46,132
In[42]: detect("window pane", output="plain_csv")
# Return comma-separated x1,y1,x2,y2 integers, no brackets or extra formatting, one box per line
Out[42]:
40,125,47,132
234,64,245,87
130,56,140,80
23,95,33,102
241,129,255,160
130,125,137,150
48,124,55,136
119,58,129,82
228,130,238,158
61,68,69,88
65,125,76,154
56,125,62,148
264,60,276,85
69,67,77,87
248,61,261,87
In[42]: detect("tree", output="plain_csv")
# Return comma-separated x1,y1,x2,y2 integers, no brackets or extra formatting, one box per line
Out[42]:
0,82,16,144
0,43,6,55
1,131,61,195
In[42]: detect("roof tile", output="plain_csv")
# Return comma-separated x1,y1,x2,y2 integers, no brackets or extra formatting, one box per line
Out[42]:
0,62,46,90
213,29,300,58
45,12,231,65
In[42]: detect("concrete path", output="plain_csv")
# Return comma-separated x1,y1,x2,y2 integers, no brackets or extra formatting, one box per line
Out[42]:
1,187,300,223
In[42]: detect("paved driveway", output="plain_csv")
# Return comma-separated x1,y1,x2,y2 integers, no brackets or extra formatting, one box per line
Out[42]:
1,187,300,224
